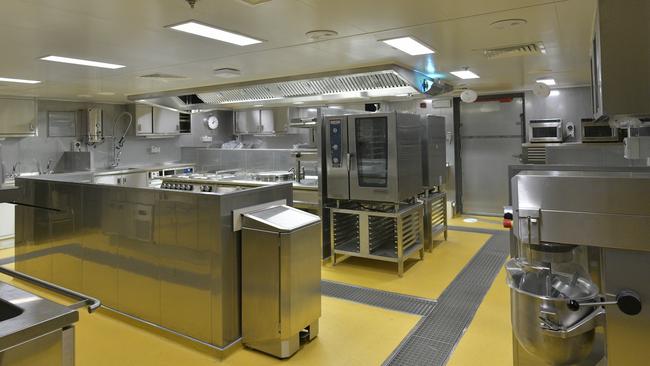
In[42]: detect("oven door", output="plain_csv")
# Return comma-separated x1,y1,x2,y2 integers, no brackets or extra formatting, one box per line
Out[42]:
348,113,398,202
324,116,350,200
582,123,618,142
529,122,563,143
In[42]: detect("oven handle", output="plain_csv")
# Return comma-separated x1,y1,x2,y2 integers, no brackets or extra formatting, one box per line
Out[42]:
346,152,352,172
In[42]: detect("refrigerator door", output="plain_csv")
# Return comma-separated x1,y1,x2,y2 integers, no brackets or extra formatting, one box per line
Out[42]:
348,113,398,202
325,116,350,200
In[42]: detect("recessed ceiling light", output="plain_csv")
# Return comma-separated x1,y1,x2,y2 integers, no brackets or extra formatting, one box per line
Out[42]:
537,78,556,86
40,55,125,69
450,70,480,79
381,37,435,56
0,77,41,84
167,20,262,46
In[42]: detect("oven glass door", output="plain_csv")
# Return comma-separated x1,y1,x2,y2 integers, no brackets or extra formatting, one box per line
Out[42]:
532,126,560,139
354,116,388,188
348,115,396,202
529,122,563,142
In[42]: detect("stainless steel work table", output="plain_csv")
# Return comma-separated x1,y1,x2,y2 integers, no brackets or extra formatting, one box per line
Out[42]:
12,175,293,350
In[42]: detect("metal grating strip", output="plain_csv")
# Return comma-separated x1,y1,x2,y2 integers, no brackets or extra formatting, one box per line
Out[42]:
321,280,436,316
383,230,510,366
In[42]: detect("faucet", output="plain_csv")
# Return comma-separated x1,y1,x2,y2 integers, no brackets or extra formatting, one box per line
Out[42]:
10,162,20,178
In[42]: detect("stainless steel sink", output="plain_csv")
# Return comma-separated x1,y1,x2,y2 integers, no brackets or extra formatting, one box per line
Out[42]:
0,298,23,322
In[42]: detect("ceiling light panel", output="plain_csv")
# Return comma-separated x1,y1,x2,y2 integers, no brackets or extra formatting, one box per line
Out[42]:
0,77,41,84
382,37,435,56
537,78,556,86
40,55,125,69
168,21,262,46
450,70,480,79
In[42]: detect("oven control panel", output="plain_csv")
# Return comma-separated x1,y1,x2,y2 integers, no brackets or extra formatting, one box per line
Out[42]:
329,119,342,168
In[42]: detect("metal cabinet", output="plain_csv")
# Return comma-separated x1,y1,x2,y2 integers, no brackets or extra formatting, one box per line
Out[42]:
260,108,289,134
0,97,37,136
235,108,289,134
235,109,262,134
130,104,180,136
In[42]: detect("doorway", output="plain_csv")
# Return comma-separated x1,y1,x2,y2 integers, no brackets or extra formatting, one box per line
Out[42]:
454,94,525,216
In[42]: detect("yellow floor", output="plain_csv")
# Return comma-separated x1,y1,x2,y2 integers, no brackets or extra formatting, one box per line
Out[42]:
449,215,509,231
0,224,514,366
446,267,513,366
322,230,490,299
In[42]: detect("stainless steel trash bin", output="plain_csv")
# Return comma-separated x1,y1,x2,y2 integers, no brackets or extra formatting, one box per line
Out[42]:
241,205,321,358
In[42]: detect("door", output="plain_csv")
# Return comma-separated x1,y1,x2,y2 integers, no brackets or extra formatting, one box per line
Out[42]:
153,107,179,134
324,116,349,200
459,96,524,215
348,114,395,202
134,104,153,135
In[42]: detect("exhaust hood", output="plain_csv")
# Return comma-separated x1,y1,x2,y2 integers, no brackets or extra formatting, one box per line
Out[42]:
128,64,451,111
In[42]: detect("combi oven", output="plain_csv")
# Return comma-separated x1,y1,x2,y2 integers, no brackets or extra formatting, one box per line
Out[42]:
324,112,422,203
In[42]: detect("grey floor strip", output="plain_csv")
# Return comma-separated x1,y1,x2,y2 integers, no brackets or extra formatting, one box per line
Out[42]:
321,280,436,316
383,230,510,366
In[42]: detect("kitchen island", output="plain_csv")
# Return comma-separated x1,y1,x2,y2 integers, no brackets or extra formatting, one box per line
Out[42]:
12,174,292,350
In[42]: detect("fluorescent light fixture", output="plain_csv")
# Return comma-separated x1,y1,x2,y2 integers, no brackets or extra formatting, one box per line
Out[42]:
327,105,343,109
293,101,305,105
537,78,556,86
307,108,318,112
381,37,435,56
0,77,41,84
41,55,125,69
549,90,561,97
395,93,410,97
168,20,262,46
450,70,480,79
253,104,264,107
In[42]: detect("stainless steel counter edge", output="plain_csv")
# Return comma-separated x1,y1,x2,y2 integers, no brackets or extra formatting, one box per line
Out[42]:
0,282,78,352
92,162,195,176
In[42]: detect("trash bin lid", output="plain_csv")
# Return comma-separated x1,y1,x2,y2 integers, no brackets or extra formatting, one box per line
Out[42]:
242,205,320,233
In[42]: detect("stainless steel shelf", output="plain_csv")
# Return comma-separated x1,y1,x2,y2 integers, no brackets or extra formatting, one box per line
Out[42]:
330,201,424,276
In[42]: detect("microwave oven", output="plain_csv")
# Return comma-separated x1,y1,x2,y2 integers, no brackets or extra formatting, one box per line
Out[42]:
582,119,620,142
528,119,563,143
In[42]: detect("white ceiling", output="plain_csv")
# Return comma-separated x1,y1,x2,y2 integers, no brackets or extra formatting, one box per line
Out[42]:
0,0,597,102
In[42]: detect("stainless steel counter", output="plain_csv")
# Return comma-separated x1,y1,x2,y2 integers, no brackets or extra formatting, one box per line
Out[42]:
0,281,78,352
13,175,293,349
214,177,318,211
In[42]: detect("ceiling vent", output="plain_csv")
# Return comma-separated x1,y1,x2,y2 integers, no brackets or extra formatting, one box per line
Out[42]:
140,73,187,79
483,42,546,59
239,0,272,5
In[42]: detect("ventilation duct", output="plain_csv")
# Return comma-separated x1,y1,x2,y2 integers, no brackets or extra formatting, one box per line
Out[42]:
483,42,546,59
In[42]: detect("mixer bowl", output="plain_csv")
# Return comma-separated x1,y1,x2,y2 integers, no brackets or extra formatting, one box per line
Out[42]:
507,259,601,366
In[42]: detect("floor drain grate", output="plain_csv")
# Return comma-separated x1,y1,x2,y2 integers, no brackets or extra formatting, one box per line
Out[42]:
321,280,436,316
383,229,510,366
